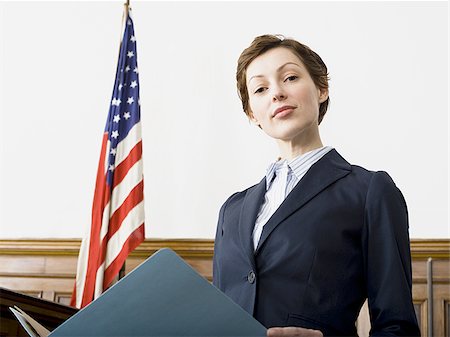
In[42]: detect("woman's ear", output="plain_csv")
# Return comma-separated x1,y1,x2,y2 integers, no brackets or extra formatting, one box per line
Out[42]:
248,110,260,126
318,88,329,103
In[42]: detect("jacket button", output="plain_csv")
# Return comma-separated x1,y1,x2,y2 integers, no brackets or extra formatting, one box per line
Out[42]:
247,271,256,284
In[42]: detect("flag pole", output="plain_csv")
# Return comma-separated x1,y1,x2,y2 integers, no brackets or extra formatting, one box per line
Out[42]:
119,0,130,44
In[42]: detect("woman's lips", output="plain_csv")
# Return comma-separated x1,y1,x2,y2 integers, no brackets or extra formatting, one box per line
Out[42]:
273,106,296,118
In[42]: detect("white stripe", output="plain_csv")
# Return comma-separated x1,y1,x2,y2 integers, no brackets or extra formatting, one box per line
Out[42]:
74,234,90,308
94,262,106,299
104,201,145,269
76,124,143,306
104,140,111,174
100,202,111,242
114,121,142,167
109,159,143,215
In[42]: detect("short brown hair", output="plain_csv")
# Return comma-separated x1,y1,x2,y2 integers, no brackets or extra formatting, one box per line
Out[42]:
236,35,330,124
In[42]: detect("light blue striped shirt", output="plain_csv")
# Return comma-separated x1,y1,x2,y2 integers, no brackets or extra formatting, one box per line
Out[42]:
252,146,334,250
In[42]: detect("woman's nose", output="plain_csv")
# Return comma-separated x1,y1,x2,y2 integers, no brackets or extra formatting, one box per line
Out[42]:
271,86,287,102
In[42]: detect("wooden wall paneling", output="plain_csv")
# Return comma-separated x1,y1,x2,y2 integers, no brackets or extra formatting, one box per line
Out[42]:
434,283,450,337
413,283,428,336
446,300,450,337
54,293,72,306
0,256,46,274
411,255,450,337
125,239,214,281
0,275,75,296
0,238,448,337
125,256,213,281
433,259,449,337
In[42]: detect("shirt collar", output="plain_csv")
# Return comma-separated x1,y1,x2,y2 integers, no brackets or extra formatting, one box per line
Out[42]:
265,146,333,190
265,159,287,189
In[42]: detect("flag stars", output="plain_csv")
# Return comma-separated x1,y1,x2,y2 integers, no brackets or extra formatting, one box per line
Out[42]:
125,65,131,72
111,130,119,139
118,83,123,91
111,98,121,106
110,148,117,156
109,164,115,171
130,35,136,42
113,114,120,123
127,19,131,25
130,80,137,88
127,51,134,58
133,67,138,74
123,112,131,120
127,97,134,105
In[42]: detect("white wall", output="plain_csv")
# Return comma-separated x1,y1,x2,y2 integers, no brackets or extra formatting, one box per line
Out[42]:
0,1,448,239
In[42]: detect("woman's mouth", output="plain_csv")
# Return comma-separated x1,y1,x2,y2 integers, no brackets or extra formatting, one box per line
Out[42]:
272,105,296,118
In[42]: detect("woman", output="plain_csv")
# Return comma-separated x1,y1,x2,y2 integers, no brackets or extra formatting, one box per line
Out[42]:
212,35,420,337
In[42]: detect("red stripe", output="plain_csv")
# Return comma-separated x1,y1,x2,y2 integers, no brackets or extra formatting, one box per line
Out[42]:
96,175,144,273
71,135,145,309
108,180,144,237
80,133,111,308
94,141,143,270
103,224,145,289
112,141,142,189
69,283,77,307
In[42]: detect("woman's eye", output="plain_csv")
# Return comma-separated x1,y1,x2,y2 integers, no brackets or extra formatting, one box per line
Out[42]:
254,87,266,94
285,75,298,82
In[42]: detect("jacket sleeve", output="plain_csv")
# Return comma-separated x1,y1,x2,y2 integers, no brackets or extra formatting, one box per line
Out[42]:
363,171,420,336
212,199,226,288
212,192,237,289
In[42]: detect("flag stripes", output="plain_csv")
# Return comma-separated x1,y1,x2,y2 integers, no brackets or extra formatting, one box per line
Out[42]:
71,9,145,308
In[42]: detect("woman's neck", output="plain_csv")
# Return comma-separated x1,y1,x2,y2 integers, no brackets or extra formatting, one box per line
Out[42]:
276,132,324,161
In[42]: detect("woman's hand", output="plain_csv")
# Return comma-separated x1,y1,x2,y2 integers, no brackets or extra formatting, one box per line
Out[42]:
267,327,323,337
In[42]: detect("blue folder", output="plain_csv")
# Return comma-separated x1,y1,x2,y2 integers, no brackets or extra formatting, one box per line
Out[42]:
50,248,267,336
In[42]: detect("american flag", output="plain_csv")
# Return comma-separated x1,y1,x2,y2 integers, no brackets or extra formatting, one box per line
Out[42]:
71,9,145,309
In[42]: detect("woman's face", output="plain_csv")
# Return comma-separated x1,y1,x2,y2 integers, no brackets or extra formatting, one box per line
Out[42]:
246,47,328,144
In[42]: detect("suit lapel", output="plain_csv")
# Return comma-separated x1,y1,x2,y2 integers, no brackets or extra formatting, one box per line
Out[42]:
255,149,352,254
238,177,266,269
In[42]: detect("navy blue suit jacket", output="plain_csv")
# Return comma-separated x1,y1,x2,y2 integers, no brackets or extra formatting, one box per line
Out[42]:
213,150,420,336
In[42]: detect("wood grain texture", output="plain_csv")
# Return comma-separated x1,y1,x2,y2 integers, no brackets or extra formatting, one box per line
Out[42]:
0,238,448,337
